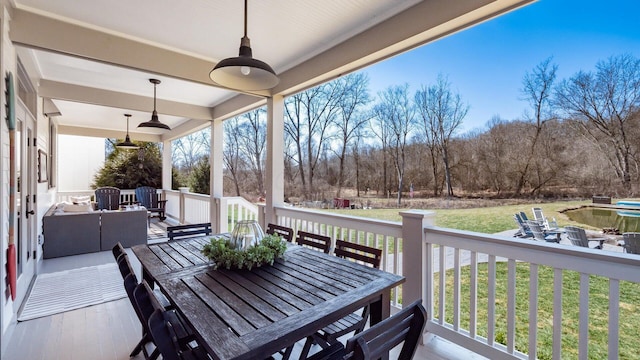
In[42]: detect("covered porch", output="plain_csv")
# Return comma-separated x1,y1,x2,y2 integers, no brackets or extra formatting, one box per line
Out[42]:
5,0,640,359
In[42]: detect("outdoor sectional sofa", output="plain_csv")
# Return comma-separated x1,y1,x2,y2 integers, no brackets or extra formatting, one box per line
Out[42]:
42,204,147,259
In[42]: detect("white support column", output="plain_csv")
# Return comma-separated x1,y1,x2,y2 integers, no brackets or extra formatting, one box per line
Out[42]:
210,120,226,233
162,139,172,190
400,210,435,307
265,95,285,225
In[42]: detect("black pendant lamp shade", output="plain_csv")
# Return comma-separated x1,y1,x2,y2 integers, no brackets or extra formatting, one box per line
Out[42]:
116,114,139,149
138,79,171,130
209,0,279,91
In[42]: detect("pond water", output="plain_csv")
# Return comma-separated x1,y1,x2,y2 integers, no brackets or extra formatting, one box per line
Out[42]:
564,207,640,233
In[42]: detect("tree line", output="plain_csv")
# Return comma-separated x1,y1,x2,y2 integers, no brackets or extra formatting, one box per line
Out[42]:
167,53,640,202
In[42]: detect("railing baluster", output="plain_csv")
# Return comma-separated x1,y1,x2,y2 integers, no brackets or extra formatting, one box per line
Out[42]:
470,250,477,339
454,247,460,331
487,255,496,346
579,273,589,359
439,245,446,325
609,279,619,360
507,259,516,353
528,263,538,360
553,268,562,360
426,242,434,321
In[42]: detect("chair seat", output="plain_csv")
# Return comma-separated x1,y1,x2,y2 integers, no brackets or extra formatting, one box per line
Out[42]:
320,313,364,338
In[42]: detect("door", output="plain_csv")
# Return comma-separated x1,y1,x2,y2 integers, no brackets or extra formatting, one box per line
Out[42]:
14,103,37,305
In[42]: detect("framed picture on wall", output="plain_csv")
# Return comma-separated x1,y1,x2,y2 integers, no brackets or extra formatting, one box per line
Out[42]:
38,149,48,183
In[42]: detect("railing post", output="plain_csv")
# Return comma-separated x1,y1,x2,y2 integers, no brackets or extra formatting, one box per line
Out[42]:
179,187,188,224
400,210,435,307
219,197,228,233
257,203,266,229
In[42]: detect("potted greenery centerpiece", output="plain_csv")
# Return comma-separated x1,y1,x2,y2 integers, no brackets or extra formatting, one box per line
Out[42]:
202,220,287,270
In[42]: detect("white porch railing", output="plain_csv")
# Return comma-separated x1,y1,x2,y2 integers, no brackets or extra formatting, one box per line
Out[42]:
415,224,640,360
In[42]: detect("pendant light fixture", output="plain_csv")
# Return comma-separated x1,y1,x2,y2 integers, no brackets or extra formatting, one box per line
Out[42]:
116,114,139,149
138,78,171,130
209,0,279,91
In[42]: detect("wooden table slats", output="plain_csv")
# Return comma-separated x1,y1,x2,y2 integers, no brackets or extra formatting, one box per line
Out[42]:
132,235,404,360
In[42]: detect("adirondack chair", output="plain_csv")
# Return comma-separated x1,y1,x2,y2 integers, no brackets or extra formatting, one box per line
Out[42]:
527,220,560,243
532,207,559,230
135,186,167,221
564,226,605,249
622,232,640,254
513,213,533,238
95,186,121,210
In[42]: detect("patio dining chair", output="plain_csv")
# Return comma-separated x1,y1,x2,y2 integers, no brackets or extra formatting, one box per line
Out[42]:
266,223,295,242
295,230,331,253
299,240,383,359
622,232,640,254
147,309,209,360
306,300,427,360
565,226,605,249
112,242,125,262
167,222,212,241
95,186,121,210
133,281,200,360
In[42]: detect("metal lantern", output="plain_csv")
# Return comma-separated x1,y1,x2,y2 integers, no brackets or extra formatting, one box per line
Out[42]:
230,220,264,250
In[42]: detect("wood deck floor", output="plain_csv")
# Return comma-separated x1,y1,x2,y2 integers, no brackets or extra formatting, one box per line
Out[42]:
3,220,481,360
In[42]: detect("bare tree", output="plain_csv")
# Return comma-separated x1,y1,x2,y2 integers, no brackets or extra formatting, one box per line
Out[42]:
415,75,468,197
513,57,558,195
372,84,415,205
223,117,244,196
172,128,210,171
284,82,342,198
331,73,371,197
237,109,267,196
555,54,640,194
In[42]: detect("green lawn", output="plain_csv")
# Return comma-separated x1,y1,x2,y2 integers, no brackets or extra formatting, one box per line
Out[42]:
328,200,591,233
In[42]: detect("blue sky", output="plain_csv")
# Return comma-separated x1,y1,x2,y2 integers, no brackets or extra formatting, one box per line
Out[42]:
361,0,640,133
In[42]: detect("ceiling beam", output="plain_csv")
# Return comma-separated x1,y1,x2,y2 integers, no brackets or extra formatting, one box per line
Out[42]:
39,80,213,120
160,119,213,143
58,125,162,142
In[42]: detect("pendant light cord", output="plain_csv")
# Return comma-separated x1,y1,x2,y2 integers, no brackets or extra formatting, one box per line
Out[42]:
244,0,248,38
153,82,157,113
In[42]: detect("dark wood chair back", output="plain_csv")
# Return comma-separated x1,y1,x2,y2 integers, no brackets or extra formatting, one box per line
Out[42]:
112,242,125,262
167,223,212,241
95,186,120,210
117,253,135,280
266,223,294,242
296,230,331,253
334,240,382,269
148,309,183,360
344,300,427,360
148,310,210,360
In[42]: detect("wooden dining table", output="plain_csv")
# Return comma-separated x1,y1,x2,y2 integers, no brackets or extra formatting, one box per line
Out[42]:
132,235,404,360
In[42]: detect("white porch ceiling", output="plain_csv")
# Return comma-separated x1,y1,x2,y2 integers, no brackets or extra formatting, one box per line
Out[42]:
9,0,534,142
